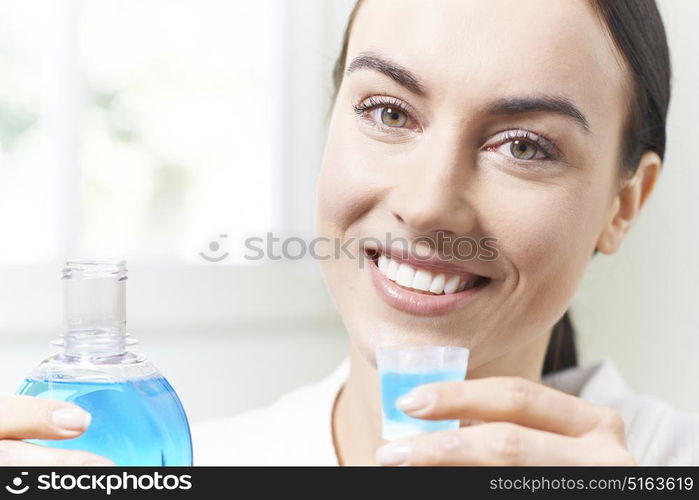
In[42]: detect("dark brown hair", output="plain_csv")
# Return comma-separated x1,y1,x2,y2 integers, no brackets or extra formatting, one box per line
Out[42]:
331,0,671,375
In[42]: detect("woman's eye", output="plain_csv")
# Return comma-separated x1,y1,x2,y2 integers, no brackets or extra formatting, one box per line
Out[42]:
353,96,417,132
490,136,551,161
379,106,408,128
510,139,539,160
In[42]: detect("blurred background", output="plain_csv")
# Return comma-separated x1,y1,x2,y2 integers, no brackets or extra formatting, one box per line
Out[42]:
0,0,697,424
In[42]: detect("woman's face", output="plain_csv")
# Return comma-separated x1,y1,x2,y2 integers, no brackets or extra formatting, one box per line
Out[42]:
316,0,630,370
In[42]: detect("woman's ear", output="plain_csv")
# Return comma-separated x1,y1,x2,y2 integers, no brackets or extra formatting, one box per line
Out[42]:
596,151,661,254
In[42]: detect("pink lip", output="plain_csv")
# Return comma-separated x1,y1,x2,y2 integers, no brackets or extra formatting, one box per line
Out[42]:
366,253,489,316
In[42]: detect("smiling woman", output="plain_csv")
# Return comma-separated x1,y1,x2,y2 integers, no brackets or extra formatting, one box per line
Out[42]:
2,0,697,470
191,0,698,466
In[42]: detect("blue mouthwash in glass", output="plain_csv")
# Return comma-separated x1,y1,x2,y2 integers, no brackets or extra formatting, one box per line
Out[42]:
380,369,466,440
16,259,192,466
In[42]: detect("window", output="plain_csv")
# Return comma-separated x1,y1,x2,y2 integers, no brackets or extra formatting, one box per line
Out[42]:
0,0,356,335
1,0,281,264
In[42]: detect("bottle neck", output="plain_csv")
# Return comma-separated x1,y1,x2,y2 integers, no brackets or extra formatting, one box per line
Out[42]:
61,259,130,356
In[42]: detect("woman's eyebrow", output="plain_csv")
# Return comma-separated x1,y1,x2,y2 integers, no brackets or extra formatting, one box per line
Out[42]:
345,51,428,97
485,96,591,133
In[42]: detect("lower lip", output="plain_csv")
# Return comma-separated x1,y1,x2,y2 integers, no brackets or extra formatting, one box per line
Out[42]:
367,254,488,316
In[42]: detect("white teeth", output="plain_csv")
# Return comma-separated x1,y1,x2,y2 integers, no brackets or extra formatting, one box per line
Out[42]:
443,274,461,294
429,273,446,294
412,269,433,291
378,254,388,274
374,252,483,295
395,263,416,288
386,259,399,280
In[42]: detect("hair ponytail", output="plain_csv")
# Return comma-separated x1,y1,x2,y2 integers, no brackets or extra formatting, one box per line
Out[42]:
542,311,578,375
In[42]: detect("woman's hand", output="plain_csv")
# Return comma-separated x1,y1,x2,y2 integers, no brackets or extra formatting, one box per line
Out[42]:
0,395,114,465
375,377,636,466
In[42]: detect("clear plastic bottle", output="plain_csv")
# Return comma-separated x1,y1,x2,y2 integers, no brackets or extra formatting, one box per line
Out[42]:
15,259,192,466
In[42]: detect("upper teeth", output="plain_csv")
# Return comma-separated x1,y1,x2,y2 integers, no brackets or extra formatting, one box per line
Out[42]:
377,253,479,295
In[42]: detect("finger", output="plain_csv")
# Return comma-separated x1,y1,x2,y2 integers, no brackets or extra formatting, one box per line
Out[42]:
0,439,114,466
375,422,635,466
0,395,92,440
396,377,602,436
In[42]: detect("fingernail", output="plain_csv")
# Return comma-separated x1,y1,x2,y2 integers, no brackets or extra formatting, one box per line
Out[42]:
52,408,91,431
397,388,435,413
376,442,411,465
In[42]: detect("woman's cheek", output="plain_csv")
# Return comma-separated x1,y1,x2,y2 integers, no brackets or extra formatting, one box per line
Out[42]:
317,126,382,236
487,183,598,298
315,130,380,297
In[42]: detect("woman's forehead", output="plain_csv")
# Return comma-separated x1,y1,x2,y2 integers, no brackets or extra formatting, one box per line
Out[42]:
347,0,629,131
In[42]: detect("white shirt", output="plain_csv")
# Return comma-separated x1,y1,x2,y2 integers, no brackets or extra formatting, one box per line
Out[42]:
191,357,699,465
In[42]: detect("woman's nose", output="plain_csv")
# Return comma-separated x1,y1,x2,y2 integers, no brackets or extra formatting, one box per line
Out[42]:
388,141,478,239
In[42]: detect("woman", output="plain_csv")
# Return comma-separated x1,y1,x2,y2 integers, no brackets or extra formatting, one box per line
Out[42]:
190,0,697,465
1,0,696,466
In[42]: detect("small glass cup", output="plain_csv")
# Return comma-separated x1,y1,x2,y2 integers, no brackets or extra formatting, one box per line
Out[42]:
377,345,470,441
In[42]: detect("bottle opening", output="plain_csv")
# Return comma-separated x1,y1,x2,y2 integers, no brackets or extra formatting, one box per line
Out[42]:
62,259,128,280
62,258,129,355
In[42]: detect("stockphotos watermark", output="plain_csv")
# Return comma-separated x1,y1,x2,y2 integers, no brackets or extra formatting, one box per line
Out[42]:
4,470,192,495
199,231,499,265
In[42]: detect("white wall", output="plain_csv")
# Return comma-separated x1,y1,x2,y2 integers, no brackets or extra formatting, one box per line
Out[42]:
573,0,699,412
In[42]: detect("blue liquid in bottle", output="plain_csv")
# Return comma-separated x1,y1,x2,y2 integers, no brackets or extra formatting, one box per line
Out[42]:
17,377,191,466
380,369,465,439
15,259,192,466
